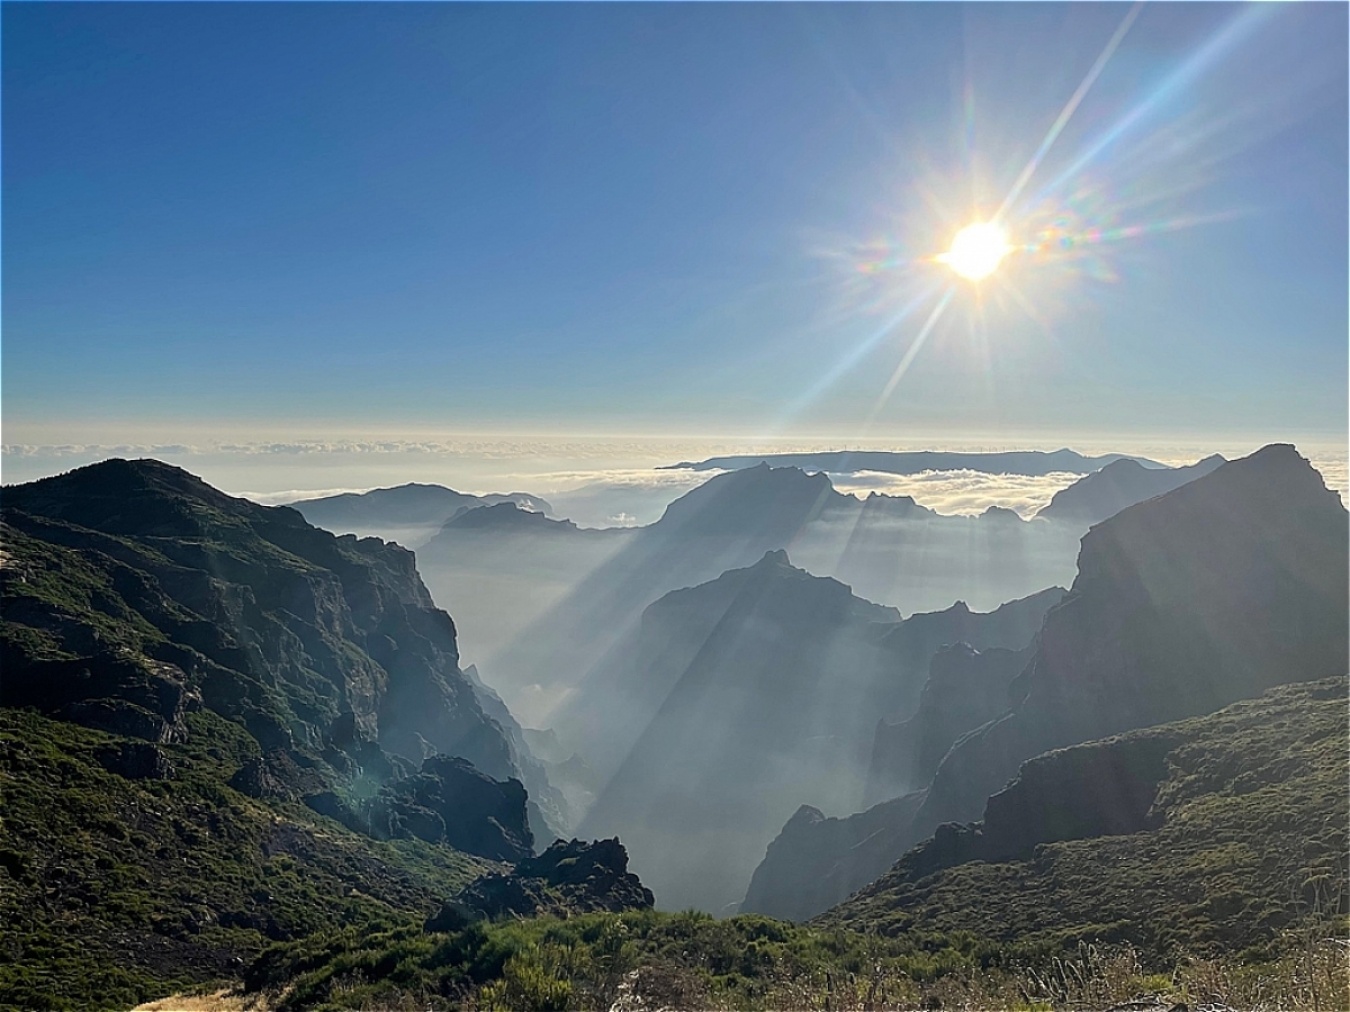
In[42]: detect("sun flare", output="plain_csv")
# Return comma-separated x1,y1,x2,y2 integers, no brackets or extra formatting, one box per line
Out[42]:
938,222,1013,281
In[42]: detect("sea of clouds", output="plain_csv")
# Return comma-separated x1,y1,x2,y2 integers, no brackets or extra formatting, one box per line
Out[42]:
4,438,1344,528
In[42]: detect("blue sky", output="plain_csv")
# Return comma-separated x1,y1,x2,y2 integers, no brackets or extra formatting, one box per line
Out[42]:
4,2,1347,463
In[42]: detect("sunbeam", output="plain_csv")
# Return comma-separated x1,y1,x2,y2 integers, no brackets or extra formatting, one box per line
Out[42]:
870,287,956,422
994,2,1144,222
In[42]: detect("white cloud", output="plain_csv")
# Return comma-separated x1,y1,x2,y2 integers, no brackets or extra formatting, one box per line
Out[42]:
831,469,1084,518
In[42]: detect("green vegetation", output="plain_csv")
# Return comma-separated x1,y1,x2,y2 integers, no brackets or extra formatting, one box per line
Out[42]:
237,908,1347,1011
824,678,1349,961
0,709,489,1011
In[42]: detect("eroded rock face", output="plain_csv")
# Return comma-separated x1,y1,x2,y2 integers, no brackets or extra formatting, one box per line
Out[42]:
746,446,1347,923
425,837,654,928
95,741,176,781
915,444,1349,836
822,676,1349,956
1,460,561,863
372,754,533,862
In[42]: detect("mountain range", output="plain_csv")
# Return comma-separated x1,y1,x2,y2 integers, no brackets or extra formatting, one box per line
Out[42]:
573,550,1062,912
741,444,1348,921
290,483,552,549
664,448,1165,475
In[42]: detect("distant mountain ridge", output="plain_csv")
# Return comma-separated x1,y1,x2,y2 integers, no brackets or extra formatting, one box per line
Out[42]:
291,482,552,548
1035,453,1226,526
663,449,1164,475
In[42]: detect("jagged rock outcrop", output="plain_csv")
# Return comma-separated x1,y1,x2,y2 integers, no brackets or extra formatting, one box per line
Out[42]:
425,837,654,928
370,754,533,862
1036,454,1226,527
462,664,570,844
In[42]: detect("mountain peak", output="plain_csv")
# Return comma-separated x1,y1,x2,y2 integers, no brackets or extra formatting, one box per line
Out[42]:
3,457,252,527
756,548,792,568
655,464,846,536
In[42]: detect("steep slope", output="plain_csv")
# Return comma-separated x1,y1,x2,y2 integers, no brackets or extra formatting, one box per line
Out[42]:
462,663,571,840
2,459,527,780
0,459,566,1006
743,444,1347,922
575,555,1061,912
1036,454,1226,527
477,464,1080,722
0,708,492,1010
863,642,1037,805
914,443,1347,836
290,483,550,548
823,676,1349,959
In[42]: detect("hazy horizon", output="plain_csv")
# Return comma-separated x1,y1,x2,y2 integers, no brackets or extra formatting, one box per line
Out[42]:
3,433,1345,531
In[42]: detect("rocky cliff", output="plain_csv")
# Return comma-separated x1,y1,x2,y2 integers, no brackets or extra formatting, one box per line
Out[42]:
914,444,1347,836
743,445,1347,922
863,642,1036,805
576,554,1061,913
426,837,654,927
0,459,547,844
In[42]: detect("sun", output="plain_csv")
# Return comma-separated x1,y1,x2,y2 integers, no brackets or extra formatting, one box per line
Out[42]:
938,222,1013,281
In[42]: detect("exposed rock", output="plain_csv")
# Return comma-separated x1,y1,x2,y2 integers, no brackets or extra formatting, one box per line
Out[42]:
3,651,198,744
914,444,1348,837
750,446,1346,922
822,677,1349,959
229,751,328,801
426,837,654,927
372,754,533,862
2,459,537,842
95,740,176,780
462,664,570,845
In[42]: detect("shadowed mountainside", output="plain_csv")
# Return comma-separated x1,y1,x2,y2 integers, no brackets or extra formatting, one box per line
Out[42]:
743,444,1348,922
821,676,1349,958
290,483,551,549
464,464,1082,723
1035,454,1226,527
574,551,1062,912
1,459,532,785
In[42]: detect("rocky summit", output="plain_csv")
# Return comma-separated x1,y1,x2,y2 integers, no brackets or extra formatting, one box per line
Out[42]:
426,837,655,928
